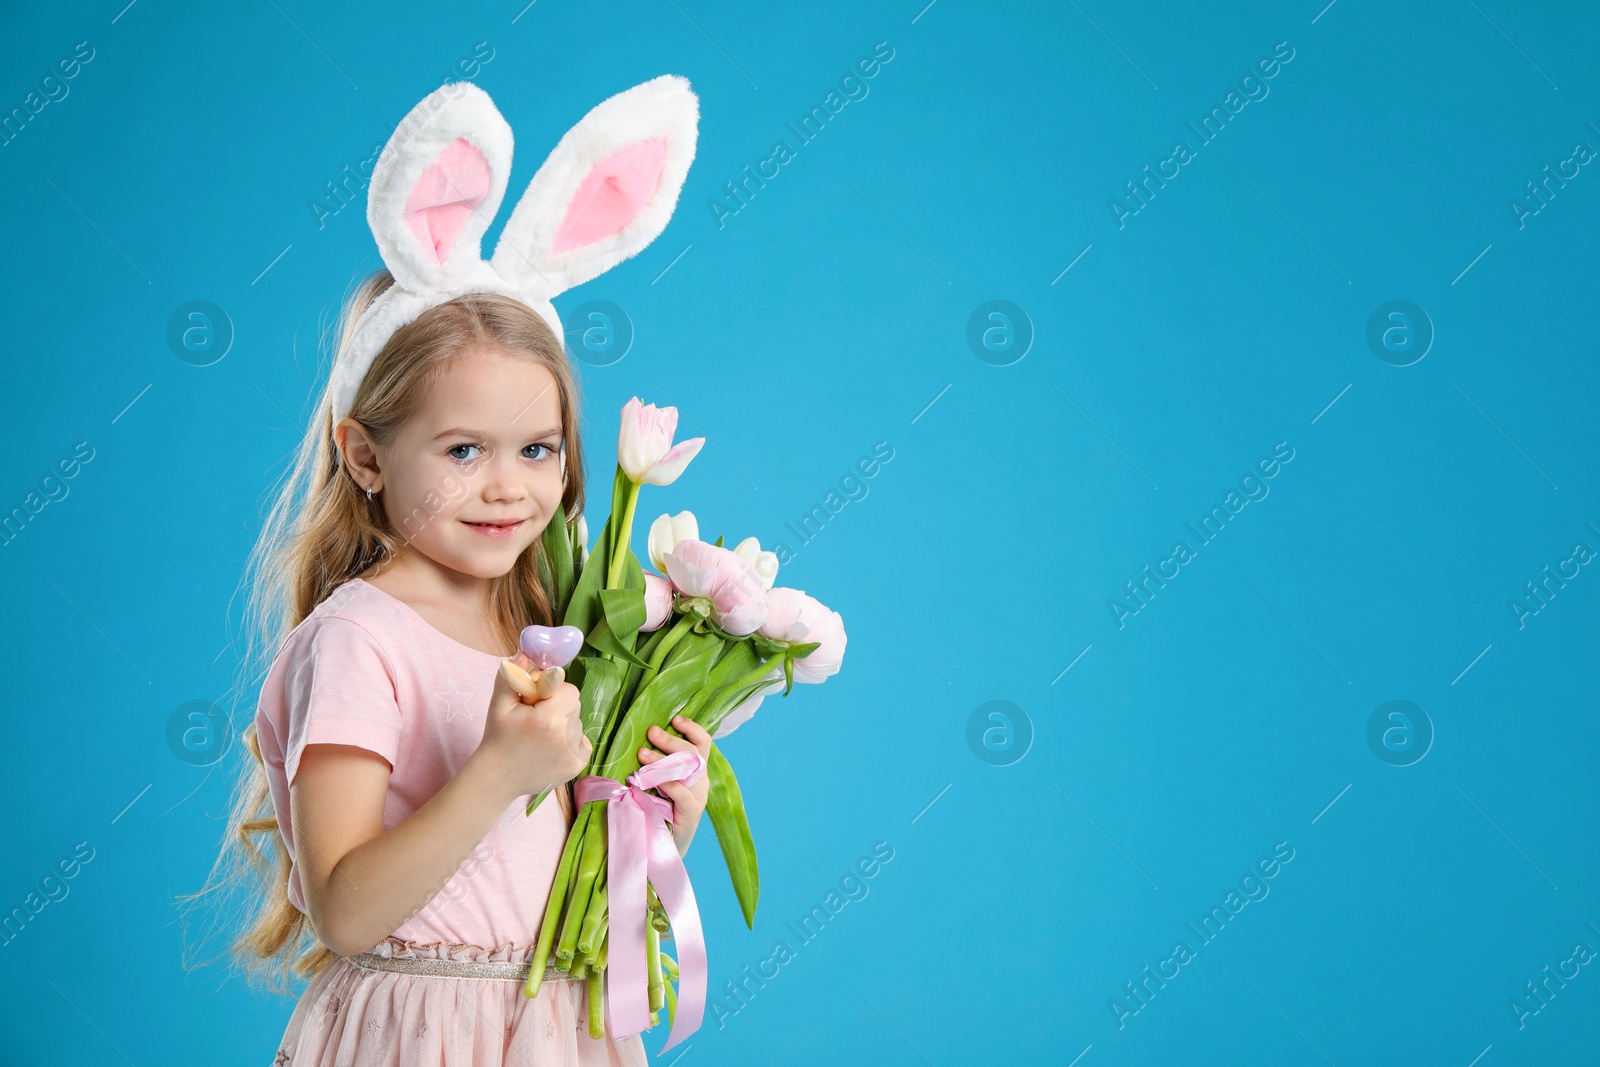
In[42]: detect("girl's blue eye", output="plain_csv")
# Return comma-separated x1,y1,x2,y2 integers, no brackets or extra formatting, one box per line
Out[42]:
448,441,560,463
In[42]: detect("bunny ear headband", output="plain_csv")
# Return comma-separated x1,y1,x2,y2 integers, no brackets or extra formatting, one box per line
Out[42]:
328,74,700,429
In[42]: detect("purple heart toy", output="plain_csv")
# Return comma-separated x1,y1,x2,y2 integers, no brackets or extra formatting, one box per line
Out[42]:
519,625,584,672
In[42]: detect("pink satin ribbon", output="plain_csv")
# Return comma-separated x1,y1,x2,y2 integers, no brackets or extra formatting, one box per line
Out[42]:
574,748,707,1050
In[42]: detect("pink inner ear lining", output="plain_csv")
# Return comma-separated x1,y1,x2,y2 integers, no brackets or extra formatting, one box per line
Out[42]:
403,137,492,267
550,137,668,257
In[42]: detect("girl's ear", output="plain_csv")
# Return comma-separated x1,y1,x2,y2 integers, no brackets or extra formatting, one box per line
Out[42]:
489,74,698,300
366,81,514,292
332,416,382,487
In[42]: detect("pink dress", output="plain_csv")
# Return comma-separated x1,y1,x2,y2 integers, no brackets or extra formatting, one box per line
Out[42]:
254,577,648,1066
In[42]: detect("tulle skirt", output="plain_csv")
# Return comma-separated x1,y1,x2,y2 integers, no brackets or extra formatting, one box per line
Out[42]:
269,936,649,1067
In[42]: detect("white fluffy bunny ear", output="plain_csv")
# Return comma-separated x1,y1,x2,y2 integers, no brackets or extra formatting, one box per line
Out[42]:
489,74,698,299
367,81,514,292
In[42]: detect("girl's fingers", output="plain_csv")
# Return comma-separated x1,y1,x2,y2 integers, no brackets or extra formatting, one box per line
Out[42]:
498,658,539,703
657,780,699,810
642,718,714,772
644,726,694,755
675,717,712,746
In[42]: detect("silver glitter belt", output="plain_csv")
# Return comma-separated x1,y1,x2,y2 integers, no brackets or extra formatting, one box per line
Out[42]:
347,951,581,982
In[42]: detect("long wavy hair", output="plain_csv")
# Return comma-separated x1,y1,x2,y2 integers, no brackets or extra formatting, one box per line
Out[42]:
177,268,586,993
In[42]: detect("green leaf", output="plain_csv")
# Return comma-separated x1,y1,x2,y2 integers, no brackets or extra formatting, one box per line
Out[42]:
585,616,652,670
536,500,572,611
705,743,759,928
598,632,724,779
699,669,778,737
526,786,554,816
606,465,633,563
562,514,611,636
603,505,647,640
573,655,628,743
713,534,724,548
782,640,820,696
600,585,646,635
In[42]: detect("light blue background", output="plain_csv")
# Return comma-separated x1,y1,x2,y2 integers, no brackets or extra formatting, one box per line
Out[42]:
2,0,1598,1063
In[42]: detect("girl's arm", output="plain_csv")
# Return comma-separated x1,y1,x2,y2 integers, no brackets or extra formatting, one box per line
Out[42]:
290,741,516,956
290,661,589,956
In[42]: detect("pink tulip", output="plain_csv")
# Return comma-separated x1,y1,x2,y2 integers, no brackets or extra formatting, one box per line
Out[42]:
758,588,847,684
641,572,674,632
661,538,769,636
617,397,705,487
758,587,810,643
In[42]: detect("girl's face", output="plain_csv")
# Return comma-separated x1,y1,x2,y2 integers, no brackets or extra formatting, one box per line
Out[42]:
351,344,568,582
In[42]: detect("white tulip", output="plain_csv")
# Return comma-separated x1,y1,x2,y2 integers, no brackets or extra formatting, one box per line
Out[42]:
733,536,780,590
575,513,590,566
647,510,699,574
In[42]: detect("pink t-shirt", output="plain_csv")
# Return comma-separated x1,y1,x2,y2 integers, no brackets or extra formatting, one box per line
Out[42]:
253,577,568,952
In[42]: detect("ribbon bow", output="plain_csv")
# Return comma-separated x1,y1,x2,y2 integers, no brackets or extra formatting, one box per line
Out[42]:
574,747,708,1050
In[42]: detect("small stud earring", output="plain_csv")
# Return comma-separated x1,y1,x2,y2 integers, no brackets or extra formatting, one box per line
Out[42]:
366,483,376,500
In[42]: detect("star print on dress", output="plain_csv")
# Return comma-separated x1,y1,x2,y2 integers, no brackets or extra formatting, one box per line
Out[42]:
414,1021,428,1039
434,677,475,722
274,1051,290,1065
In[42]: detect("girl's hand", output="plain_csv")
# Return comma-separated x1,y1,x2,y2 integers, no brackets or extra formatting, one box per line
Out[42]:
474,652,591,803
639,715,713,858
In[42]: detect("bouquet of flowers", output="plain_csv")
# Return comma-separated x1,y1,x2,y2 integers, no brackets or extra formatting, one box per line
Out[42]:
498,397,847,1048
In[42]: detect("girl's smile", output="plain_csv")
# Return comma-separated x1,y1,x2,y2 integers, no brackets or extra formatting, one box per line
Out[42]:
462,518,526,538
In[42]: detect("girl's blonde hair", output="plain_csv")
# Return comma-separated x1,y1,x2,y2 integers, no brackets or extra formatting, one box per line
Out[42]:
177,268,586,993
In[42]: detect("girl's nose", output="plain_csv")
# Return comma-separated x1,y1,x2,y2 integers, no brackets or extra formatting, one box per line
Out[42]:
482,449,527,502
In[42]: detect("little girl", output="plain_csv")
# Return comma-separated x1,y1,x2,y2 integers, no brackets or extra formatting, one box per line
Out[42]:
221,269,713,1065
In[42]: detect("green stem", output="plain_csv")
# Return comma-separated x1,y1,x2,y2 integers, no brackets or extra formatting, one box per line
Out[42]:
724,652,785,702
699,667,785,738
661,643,779,742
586,966,606,1038
525,803,594,997
578,877,608,957
662,962,678,1024
646,918,664,1013
646,613,696,673
558,812,607,960
605,479,641,590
